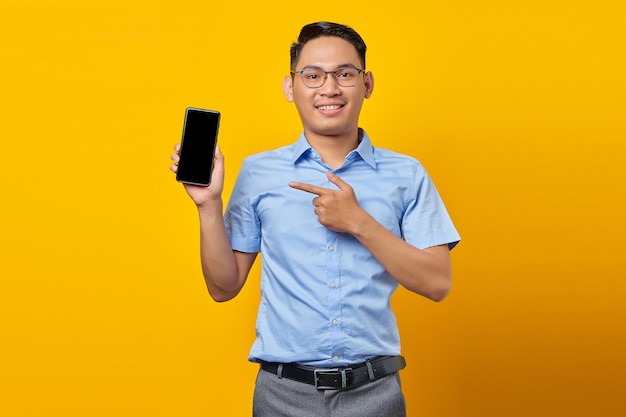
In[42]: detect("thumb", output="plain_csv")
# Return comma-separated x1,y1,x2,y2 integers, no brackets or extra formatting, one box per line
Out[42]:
326,171,351,191
214,144,223,160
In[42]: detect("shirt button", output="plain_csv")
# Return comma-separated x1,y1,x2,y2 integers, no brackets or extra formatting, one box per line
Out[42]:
333,356,339,362
330,282,337,288
328,245,335,252
332,319,339,326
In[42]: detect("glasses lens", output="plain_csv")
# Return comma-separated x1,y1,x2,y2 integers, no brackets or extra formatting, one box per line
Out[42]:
335,68,360,87
300,69,325,88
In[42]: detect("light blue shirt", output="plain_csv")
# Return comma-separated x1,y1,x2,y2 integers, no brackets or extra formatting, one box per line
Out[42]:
225,129,460,367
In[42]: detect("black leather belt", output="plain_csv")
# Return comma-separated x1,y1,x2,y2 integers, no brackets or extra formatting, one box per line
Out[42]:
260,355,406,390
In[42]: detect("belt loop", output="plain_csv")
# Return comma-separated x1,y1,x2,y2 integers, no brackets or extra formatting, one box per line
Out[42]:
277,364,283,379
365,360,375,380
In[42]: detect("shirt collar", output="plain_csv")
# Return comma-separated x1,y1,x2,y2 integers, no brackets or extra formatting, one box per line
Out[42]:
291,132,313,164
290,128,377,169
353,129,377,169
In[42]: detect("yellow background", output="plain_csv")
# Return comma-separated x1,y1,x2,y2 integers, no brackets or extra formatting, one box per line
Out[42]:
1,1,624,416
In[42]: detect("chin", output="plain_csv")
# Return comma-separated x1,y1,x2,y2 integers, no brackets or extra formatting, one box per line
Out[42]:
310,121,354,137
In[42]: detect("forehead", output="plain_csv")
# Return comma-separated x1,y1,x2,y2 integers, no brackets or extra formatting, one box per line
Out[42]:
297,36,361,69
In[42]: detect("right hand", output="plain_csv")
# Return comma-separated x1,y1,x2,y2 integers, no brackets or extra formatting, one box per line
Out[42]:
170,143,225,208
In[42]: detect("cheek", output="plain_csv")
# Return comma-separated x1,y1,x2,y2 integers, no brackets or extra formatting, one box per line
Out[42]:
292,98,314,123
292,91,314,112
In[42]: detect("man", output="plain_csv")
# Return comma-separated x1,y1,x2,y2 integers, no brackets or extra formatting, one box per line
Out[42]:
170,21,460,417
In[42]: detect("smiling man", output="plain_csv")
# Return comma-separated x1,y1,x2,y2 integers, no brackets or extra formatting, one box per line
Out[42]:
170,21,460,417
283,34,373,167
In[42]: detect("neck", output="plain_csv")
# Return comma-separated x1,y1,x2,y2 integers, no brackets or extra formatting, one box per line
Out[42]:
305,129,361,169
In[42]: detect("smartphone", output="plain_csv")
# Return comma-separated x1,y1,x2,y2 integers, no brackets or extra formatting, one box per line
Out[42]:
176,107,220,186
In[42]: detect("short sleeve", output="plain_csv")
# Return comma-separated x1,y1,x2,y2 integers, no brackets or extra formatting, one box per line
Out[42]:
224,161,262,253
401,164,460,250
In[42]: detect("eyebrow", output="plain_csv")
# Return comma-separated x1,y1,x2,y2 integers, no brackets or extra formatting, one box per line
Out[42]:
298,63,361,71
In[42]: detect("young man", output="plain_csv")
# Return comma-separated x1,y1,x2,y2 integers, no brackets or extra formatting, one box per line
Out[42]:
171,21,460,417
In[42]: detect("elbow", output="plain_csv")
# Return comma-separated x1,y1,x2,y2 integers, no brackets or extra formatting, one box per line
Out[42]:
207,285,240,303
404,278,451,302
425,278,452,302
428,286,450,302
209,291,235,303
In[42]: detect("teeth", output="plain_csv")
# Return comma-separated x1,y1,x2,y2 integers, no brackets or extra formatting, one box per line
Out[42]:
318,105,342,111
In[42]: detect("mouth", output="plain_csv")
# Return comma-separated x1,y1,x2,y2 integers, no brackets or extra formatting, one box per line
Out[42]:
316,104,344,111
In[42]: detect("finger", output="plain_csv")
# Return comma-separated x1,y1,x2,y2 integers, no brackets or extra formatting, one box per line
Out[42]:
174,143,181,152
288,181,327,196
171,152,180,163
170,163,178,173
326,171,351,191
214,144,223,160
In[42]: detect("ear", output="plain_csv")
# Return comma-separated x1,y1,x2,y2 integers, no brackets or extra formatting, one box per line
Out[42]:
282,75,294,102
364,71,374,99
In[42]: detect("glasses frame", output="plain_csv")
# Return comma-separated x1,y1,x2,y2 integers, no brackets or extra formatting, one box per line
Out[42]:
291,67,365,88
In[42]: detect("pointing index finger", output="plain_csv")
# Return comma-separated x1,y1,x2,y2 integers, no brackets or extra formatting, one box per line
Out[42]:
288,181,326,196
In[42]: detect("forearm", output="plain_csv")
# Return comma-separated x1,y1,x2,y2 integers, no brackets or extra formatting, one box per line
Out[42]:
197,200,243,302
351,211,452,301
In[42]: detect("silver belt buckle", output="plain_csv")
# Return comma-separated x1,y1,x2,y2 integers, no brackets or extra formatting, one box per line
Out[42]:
314,368,348,390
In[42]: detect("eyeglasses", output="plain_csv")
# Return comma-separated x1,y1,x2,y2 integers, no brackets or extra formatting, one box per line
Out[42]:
291,67,364,88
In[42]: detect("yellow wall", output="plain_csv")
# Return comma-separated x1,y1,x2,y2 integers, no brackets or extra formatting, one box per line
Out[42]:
1,1,624,416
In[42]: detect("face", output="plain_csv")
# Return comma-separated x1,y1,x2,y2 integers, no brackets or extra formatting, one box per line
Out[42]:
283,36,374,141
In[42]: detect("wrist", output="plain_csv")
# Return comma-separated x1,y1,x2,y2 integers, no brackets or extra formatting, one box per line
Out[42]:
350,209,376,238
197,198,223,216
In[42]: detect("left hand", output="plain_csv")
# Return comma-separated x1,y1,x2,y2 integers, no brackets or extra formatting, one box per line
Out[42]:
289,171,367,233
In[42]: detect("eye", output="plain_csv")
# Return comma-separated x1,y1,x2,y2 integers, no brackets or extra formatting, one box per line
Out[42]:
337,69,357,79
303,70,323,80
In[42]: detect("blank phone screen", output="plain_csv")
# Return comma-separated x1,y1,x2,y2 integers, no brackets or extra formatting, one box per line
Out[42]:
176,108,220,186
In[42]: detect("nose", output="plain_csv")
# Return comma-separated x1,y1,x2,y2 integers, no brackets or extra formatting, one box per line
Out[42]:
319,73,341,95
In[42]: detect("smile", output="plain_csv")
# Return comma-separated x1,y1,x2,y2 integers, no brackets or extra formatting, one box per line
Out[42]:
316,104,344,111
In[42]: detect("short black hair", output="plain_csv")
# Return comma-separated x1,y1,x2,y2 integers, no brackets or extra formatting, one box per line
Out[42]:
290,21,367,71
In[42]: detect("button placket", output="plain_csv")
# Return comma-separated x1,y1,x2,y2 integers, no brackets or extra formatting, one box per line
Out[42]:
326,231,343,363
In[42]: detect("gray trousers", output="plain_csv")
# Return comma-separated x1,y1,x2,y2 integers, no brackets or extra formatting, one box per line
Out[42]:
253,368,407,417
